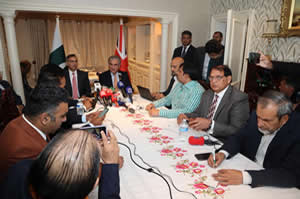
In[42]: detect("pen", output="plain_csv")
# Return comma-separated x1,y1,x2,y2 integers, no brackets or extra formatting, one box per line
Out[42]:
212,150,216,167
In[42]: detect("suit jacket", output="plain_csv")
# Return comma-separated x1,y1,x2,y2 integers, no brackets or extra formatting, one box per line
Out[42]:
98,70,133,89
64,69,91,97
221,112,300,188
193,46,224,80
172,45,196,64
272,61,300,77
0,116,48,183
186,86,250,140
162,76,175,96
0,159,120,199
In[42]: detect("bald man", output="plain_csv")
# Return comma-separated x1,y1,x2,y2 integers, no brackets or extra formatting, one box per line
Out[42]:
1,130,121,199
152,57,185,100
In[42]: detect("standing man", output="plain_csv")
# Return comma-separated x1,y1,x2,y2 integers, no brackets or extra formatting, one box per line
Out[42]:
98,55,132,91
193,39,224,81
208,91,300,188
212,31,224,50
172,30,196,63
177,65,249,141
0,85,69,182
64,54,91,99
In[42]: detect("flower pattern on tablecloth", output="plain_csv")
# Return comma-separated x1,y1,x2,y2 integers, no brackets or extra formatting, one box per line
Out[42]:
160,146,188,159
120,110,228,198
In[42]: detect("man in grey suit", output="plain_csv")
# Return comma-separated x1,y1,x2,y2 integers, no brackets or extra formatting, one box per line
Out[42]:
177,65,250,141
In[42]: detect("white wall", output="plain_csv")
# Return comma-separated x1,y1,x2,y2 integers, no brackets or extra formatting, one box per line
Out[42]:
1,0,211,47
211,0,300,62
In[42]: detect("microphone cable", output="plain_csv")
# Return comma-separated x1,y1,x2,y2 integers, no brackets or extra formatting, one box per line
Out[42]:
108,120,197,199
118,141,173,199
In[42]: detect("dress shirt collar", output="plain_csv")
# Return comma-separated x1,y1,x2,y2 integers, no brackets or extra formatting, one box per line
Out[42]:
214,85,229,98
22,114,47,141
182,44,191,52
68,69,77,77
182,80,195,89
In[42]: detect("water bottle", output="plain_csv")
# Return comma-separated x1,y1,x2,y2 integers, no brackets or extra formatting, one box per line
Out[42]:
76,101,84,115
179,119,189,142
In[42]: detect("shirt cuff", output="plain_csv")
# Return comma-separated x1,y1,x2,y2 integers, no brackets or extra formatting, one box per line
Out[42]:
242,171,252,185
208,120,215,135
82,115,87,123
219,150,229,159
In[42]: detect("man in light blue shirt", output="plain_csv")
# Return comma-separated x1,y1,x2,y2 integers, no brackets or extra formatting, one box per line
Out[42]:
146,59,204,118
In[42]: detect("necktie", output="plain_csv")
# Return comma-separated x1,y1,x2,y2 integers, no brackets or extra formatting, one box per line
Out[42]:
113,73,119,91
181,46,187,57
207,94,219,120
72,72,79,99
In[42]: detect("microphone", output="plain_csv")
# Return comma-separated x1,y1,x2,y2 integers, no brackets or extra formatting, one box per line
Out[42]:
188,136,221,146
105,89,113,106
125,86,133,104
188,136,205,145
94,81,101,92
100,90,109,107
117,81,128,98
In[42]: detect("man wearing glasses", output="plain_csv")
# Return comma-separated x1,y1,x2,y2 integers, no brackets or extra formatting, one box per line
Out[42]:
64,54,91,99
177,65,250,141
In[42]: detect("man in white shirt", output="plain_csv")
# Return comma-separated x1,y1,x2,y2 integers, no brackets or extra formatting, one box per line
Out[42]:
64,54,91,99
177,65,249,141
0,85,69,183
208,90,300,188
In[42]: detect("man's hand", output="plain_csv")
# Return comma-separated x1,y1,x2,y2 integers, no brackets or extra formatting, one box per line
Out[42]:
212,169,243,185
82,98,93,111
86,110,105,125
151,92,164,100
257,53,273,69
100,130,120,164
208,152,225,168
148,108,160,117
189,117,211,131
146,103,155,111
177,114,188,124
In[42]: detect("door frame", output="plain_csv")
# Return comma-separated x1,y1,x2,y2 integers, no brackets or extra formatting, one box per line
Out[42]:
210,9,255,91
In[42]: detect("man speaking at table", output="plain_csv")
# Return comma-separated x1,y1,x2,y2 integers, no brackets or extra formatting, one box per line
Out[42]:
177,65,249,141
146,60,204,118
208,90,300,188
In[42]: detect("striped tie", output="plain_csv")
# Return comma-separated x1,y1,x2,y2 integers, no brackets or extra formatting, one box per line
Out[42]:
207,94,219,120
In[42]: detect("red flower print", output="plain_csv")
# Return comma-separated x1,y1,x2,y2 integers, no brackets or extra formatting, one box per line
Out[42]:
161,148,173,153
214,188,225,195
193,169,202,174
176,153,184,157
173,147,181,152
193,183,208,189
189,162,199,167
176,164,189,169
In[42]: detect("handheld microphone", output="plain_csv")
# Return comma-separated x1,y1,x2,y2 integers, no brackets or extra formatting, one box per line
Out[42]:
94,82,101,92
100,90,109,107
105,89,113,106
125,86,133,104
188,136,205,145
117,81,128,98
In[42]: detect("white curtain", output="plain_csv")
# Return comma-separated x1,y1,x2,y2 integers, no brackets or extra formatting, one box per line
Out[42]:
15,18,120,84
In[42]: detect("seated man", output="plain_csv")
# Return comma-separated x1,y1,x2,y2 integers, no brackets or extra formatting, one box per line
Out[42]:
38,64,104,128
208,90,300,188
151,57,183,100
0,85,69,183
177,65,249,141
146,61,205,118
1,129,121,199
64,54,91,99
98,55,132,91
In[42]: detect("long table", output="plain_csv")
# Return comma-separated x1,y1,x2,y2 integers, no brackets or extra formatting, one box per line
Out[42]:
89,96,300,199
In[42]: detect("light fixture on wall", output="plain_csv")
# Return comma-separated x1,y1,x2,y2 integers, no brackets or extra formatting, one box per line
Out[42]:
262,19,279,59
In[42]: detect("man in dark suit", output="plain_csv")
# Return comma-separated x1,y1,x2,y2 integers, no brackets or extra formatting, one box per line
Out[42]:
172,30,196,64
151,57,184,100
208,90,300,188
98,55,132,91
0,85,69,183
177,65,249,141
64,54,91,99
193,39,224,81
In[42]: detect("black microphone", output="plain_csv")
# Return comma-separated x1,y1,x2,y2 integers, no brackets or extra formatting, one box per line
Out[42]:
117,81,128,98
125,86,133,104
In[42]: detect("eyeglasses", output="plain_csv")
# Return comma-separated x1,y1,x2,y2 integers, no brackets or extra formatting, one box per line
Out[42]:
208,75,224,81
68,60,78,63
